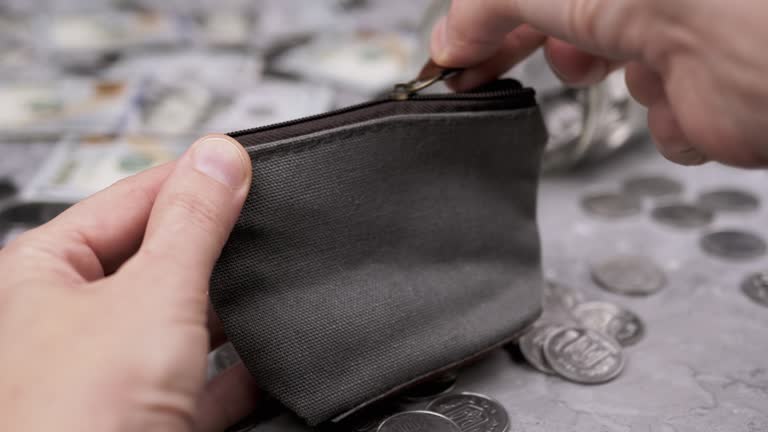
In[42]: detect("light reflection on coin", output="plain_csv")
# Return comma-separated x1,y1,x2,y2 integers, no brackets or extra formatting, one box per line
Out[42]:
591,255,665,297
623,175,683,197
580,192,642,218
701,230,767,260
699,189,760,212
427,393,509,432
543,327,625,384
651,203,714,229
543,280,584,311
401,372,457,402
741,272,768,308
377,411,461,432
518,321,566,374
571,301,645,347
341,402,402,432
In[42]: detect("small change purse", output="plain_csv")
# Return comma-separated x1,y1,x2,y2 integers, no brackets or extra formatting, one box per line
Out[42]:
210,75,548,426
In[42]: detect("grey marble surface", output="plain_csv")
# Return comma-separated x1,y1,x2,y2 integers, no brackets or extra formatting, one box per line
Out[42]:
2,139,767,431
237,142,768,432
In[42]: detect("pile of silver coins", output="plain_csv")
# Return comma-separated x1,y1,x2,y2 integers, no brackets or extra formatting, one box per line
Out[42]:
338,387,511,432
581,174,767,307
516,280,646,384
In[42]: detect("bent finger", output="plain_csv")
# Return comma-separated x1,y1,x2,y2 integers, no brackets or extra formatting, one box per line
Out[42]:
544,38,623,87
445,25,547,91
15,163,174,281
648,100,708,166
625,61,665,107
431,0,646,68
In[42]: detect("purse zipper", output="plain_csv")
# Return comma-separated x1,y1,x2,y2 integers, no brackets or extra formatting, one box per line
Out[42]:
228,73,535,141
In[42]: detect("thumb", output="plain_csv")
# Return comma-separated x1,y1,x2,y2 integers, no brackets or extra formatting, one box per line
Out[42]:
126,134,251,299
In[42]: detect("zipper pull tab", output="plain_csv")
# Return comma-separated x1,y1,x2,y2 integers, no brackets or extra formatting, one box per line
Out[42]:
391,68,462,100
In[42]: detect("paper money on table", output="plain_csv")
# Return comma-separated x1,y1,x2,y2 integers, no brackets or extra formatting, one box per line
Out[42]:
0,79,140,139
202,79,335,133
22,134,185,202
271,30,420,94
47,11,182,54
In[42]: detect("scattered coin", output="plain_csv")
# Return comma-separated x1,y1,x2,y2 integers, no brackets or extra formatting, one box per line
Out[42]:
571,302,645,347
401,372,458,402
543,327,625,384
427,393,509,432
518,321,566,374
700,230,767,260
741,272,768,308
699,189,760,212
623,175,683,197
650,203,714,229
339,402,402,432
591,255,666,296
543,280,584,311
377,411,461,432
580,192,643,218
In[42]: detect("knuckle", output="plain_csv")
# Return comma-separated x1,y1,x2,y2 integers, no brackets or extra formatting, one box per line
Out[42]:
166,191,225,235
567,0,644,54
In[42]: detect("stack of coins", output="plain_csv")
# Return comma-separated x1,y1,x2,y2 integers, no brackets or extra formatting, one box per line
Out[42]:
326,375,512,432
518,279,649,384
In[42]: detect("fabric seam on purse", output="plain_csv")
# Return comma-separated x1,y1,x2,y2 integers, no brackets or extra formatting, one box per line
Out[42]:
245,108,541,163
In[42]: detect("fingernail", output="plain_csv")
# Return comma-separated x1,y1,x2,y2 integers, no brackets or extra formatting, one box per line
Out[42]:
192,137,247,189
431,18,449,62
581,60,609,86
665,144,708,166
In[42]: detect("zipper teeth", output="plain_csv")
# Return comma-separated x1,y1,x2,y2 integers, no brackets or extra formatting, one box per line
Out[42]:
227,87,534,138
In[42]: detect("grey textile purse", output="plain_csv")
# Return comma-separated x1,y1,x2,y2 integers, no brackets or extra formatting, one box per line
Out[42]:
209,77,548,426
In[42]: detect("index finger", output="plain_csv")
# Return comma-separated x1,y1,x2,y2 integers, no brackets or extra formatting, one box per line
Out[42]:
432,0,645,68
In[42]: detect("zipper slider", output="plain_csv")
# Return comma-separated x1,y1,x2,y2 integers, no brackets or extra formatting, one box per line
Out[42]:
391,68,462,100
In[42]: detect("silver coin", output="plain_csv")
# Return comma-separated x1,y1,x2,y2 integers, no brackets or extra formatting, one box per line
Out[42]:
401,372,458,402
377,411,461,432
518,321,567,374
701,230,767,260
699,189,760,212
741,272,768,308
590,255,666,296
571,301,645,347
580,192,642,218
543,327,625,384
427,393,509,432
650,203,714,229
543,280,584,311
623,175,683,197
342,403,402,432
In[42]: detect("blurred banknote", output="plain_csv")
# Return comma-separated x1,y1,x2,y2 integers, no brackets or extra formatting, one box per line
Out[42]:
22,134,185,202
0,79,139,139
